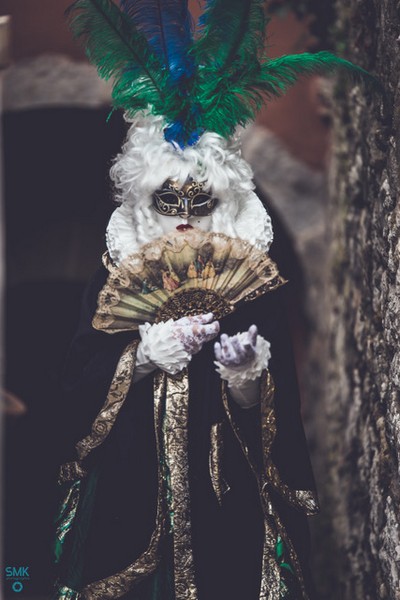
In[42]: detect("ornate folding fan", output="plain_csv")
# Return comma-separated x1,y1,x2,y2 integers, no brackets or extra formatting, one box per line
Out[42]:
93,229,286,333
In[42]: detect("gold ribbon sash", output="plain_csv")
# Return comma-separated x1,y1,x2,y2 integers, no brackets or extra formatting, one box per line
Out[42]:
78,368,199,600
163,370,198,599
222,371,317,600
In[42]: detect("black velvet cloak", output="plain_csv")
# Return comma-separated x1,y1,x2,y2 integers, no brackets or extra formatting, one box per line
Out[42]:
53,265,319,600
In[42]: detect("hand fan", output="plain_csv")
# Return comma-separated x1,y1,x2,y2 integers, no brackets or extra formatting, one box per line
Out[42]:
93,229,286,333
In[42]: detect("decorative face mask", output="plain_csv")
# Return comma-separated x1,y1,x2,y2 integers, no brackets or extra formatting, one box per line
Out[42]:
152,179,219,218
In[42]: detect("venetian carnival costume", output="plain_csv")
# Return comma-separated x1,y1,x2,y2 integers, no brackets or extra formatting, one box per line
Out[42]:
53,1,374,599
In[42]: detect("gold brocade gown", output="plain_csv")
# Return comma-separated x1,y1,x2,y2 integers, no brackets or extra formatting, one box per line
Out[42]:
53,266,319,600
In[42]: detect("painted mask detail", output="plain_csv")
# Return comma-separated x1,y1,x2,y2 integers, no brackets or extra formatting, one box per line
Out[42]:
152,179,219,219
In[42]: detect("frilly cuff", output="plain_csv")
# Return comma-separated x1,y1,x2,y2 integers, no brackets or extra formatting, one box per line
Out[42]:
138,320,191,376
214,335,271,388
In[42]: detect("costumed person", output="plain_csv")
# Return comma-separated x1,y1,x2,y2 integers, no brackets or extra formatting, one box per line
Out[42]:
53,1,376,599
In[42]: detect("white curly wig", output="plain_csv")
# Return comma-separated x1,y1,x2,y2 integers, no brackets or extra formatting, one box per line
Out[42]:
106,113,273,263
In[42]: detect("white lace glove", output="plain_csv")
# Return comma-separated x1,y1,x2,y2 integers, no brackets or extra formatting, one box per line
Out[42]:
134,313,220,379
214,325,271,409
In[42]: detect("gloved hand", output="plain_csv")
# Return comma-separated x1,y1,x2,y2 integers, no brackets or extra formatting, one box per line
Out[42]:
171,313,220,355
214,324,259,368
214,325,271,409
135,313,220,378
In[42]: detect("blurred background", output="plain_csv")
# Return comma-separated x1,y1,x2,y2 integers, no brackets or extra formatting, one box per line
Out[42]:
0,0,337,598
1,1,398,599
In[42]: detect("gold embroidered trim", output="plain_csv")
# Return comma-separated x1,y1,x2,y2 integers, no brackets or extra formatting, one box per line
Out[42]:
55,481,81,548
58,340,139,483
257,373,319,517
259,375,319,599
262,486,305,600
222,374,281,599
58,461,87,485
76,340,139,462
209,422,230,505
164,370,198,599
80,371,167,600
54,585,81,600
222,372,310,600
262,465,320,517
243,278,288,303
258,517,281,600
293,490,319,515
257,374,319,590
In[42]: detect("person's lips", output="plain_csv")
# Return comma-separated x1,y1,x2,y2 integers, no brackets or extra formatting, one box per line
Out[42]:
176,224,193,231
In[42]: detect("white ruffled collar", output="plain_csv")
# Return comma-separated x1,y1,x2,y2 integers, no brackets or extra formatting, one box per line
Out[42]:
106,190,273,265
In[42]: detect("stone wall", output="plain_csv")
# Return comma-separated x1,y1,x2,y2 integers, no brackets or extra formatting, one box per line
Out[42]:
321,0,400,597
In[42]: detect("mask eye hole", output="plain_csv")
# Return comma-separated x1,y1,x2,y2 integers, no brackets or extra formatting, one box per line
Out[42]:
190,194,219,216
152,179,182,216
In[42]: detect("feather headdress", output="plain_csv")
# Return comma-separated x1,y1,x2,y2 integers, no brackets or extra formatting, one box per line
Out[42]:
66,0,377,149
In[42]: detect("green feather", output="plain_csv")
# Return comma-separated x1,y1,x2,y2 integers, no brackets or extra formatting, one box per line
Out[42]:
192,0,267,138
257,51,381,98
66,1,380,145
192,4,379,140
66,0,168,116
195,50,380,139
194,0,267,71
195,71,259,138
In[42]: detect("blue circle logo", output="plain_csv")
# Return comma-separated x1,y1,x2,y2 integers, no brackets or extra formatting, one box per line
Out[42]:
12,581,23,593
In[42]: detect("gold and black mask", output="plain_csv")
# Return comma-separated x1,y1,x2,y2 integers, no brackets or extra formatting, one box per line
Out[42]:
152,179,218,217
